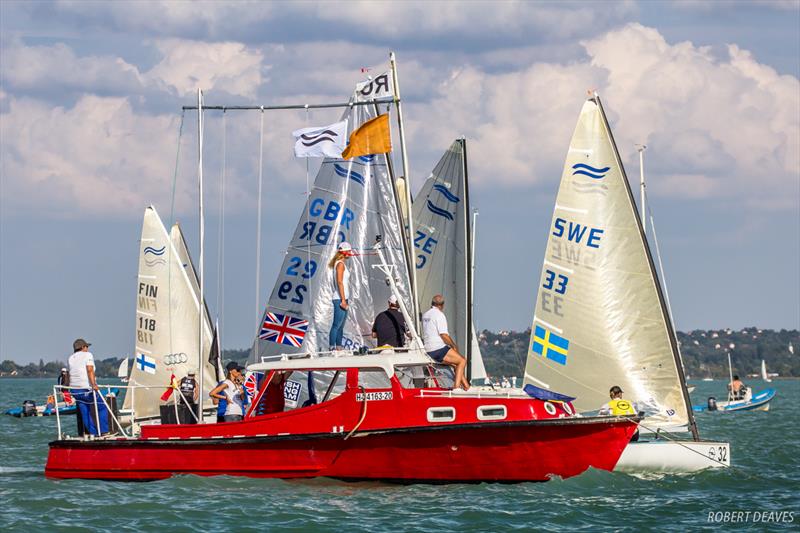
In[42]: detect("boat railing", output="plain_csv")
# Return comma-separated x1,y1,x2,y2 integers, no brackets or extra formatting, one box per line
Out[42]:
417,387,529,399
53,383,199,441
258,345,418,365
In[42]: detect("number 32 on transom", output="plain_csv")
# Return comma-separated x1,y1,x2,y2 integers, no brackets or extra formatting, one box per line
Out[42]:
542,269,568,295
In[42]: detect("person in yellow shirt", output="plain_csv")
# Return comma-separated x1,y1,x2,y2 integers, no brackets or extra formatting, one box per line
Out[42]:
600,385,638,442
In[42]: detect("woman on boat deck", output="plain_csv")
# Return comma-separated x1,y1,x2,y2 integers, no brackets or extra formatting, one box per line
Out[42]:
209,362,246,422
329,242,353,350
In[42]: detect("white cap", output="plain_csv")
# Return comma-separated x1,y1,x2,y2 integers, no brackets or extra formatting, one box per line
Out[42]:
338,242,352,253
388,295,398,305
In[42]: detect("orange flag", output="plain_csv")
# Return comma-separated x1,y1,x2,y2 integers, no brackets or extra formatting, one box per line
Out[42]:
341,114,391,159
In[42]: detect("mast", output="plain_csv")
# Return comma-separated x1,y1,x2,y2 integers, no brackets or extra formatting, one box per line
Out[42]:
389,52,419,329
636,144,647,232
595,95,699,440
196,88,205,422
462,138,473,381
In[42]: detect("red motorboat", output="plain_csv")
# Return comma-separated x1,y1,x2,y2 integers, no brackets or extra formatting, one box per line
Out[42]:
46,351,637,482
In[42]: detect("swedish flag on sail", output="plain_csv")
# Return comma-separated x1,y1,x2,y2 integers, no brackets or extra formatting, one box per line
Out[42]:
532,325,569,365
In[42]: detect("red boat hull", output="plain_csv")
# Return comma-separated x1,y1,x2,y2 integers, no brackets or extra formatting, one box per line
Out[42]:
46,417,635,482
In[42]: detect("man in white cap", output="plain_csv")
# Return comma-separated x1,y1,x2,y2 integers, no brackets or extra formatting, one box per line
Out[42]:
68,338,109,436
371,295,408,348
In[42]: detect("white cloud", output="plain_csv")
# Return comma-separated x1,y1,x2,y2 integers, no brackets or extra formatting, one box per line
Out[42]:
0,40,144,94
145,39,265,98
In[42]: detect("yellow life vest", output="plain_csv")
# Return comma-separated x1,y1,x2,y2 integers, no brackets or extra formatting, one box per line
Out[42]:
608,399,635,416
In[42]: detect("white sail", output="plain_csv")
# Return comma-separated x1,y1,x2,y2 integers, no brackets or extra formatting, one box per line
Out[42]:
117,358,129,381
411,139,486,380
123,207,216,418
522,97,691,429
170,222,222,382
252,89,413,362
761,360,771,382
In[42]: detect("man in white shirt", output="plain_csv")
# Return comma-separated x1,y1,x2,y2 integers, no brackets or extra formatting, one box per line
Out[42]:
421,294,470,390
68,338,109,436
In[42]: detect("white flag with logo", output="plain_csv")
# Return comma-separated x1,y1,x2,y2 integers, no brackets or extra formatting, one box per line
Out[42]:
355,71,394,101
293,120,348,158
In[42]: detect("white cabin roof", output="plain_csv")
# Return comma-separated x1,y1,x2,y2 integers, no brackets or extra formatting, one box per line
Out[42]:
247,348,433,377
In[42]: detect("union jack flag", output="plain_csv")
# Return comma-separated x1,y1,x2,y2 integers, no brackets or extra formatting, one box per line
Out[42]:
259,312,309,347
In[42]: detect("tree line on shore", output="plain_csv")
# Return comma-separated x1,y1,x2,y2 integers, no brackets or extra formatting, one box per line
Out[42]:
1,327,796,379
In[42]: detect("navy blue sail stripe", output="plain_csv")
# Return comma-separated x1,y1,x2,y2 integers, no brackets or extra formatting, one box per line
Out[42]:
300,129,338,141
143,246,166,256
432,184,460,203
426,200,454,221
358,155,375,163
333,163,365,186
571,163,610,180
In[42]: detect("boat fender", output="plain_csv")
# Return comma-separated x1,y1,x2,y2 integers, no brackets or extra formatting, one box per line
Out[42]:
22,400,37,417
707,397,718,412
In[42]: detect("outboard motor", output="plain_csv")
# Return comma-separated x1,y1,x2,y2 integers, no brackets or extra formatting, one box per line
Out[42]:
707,397,718,411
22,400,37,417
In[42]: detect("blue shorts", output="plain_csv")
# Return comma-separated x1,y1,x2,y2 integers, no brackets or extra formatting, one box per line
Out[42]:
427,346,450,362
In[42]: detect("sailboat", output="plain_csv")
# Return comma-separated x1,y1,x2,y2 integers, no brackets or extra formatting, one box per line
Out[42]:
117,358,129,383
692,352,775,412
45,63,640,482
522,95,730,473
120,206,219,423
761,360,772,383
411,138,487,383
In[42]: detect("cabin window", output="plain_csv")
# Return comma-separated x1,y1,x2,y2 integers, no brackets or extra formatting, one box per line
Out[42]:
477,405,507,421
394,365,454,389
427,407,456,423
358,369,392,389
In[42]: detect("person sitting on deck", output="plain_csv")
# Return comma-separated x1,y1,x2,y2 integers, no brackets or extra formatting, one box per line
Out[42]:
599,385,638,442
728,375,747,400
209,362,246,422
371,295,408,349
421,295,470,391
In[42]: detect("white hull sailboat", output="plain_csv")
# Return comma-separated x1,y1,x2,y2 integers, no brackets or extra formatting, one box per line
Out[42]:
522,95,729,473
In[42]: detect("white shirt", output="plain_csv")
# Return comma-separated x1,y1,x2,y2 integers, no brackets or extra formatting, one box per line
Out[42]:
421,306,449,351
223,379,244,416
68,350,95,389
331,259,350,301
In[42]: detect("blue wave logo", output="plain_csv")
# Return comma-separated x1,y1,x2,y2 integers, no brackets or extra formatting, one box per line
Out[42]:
571,163,610,180
358,155,375,163
333,163,365,186
426,200,454,221
432,184,460,203
143,245,166,256
145,258,167,267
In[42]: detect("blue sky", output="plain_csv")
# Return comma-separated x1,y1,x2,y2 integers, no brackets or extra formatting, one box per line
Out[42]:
1,1,798,363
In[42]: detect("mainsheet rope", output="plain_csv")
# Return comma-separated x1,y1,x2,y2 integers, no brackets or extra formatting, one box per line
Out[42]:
216,109,227,351
255,107,265,329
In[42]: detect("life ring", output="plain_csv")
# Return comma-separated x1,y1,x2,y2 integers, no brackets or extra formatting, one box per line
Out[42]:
562,402,574,416
544,401,557,415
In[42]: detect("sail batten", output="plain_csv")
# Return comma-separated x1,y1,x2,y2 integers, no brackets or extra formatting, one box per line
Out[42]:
523,98,691,429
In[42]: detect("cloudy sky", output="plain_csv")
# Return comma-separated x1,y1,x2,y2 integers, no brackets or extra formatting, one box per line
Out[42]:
1,0,798,363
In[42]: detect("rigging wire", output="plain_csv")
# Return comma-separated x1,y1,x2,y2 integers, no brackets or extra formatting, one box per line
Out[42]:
255,107,265,330
216,109,227,352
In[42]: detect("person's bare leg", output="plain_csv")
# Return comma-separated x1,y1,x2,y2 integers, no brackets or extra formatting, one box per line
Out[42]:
443,350,470,390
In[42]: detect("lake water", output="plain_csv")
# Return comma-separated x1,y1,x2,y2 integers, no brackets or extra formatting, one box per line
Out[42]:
1,378,797,531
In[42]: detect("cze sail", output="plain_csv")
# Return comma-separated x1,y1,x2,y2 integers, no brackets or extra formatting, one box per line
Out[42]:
522,97,693,430
412,139,486,381
252,88,413,362
123,207,217,418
